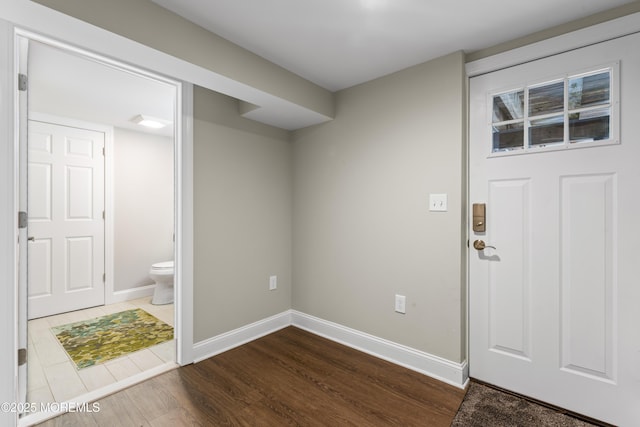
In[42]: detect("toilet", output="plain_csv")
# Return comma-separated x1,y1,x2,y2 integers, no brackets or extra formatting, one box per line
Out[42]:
149,261,174,305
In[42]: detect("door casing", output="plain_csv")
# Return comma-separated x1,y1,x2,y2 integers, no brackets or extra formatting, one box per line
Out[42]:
3,26,195,426
467,21,640,427
465,9,640,368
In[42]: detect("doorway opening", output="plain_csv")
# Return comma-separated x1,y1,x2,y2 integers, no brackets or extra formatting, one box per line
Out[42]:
18,34,183,415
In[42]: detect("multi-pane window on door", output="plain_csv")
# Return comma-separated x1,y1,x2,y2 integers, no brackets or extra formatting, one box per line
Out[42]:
491,67,616,154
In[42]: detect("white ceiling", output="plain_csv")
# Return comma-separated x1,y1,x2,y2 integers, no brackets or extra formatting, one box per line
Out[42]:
151,0,636,91
29,41,176,137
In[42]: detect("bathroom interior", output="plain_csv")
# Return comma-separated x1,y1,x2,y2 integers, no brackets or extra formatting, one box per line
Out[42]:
25,39,177,405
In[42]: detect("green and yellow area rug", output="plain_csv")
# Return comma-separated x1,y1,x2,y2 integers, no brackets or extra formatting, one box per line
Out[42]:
51,308,174,369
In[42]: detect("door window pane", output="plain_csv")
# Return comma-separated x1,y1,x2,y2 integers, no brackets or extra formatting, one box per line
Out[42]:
570,107,610,143
529,81,564,116
493,91,524,122
488,66,614,155
493,123,524,151
569,72,610,109
529,115,564,147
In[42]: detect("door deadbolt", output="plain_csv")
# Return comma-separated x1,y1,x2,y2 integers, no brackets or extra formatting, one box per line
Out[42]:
473,203,486,232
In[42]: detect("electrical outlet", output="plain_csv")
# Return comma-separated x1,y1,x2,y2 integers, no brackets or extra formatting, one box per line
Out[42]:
269,275,277,291
395,294,406,314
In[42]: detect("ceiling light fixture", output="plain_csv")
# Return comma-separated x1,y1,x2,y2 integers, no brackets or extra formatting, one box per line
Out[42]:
132,114,168,129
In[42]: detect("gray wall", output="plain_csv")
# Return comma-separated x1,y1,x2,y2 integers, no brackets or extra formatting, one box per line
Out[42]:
23,0,640,363
193,86,292,342
292,52,467,362
113,128,174,291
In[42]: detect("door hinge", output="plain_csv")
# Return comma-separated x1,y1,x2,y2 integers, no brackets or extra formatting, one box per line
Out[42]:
102,146,105,156
18,211,28,229
103,273,106,282
18,348,27,366
102,211,105,220
18,73,27,92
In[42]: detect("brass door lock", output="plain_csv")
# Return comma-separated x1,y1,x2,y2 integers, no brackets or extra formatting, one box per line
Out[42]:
473,203,486,232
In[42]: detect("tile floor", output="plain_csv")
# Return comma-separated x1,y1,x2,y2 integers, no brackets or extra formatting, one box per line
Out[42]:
26,297,175,406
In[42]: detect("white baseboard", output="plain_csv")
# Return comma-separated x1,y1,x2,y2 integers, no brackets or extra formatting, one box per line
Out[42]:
190,309,468,389
291,311,468,389
106,284,155,304
192,311,292,363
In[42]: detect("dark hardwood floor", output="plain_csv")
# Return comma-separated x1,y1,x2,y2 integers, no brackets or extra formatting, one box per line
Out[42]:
37,326,466,426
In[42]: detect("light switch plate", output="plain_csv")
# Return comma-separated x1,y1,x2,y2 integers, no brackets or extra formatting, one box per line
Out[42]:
395,294,406,314
429,193,448,212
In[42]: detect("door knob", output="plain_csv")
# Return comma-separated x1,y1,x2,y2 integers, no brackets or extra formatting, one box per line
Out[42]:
473,239,496,250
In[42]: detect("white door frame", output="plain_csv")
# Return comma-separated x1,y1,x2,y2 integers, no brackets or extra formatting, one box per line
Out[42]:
14,28,194,353
0,14,195,427
465,3,640,400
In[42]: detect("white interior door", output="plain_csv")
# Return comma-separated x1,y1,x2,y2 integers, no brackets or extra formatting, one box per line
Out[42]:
469,34,640,426
28,119,105,319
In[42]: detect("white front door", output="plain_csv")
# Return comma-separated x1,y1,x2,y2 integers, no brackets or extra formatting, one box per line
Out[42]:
469,34,640,426
28,119,105,319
